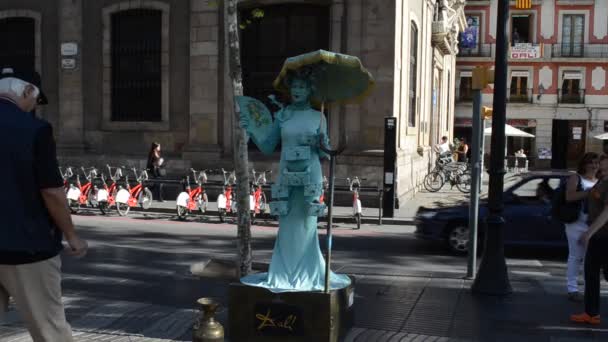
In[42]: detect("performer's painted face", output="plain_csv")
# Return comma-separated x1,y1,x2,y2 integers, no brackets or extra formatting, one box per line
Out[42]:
290,78,311,103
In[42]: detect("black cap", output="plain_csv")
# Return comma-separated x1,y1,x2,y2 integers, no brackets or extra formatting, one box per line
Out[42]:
0,67,48,105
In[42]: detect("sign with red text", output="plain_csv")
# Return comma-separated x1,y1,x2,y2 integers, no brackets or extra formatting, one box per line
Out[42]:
510,44,542,59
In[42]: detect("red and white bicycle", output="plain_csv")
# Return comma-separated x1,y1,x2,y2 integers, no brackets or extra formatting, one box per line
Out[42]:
114,167,153,216
96,165,123,215
176,168,209,220
250,169,270,223
216,169,238,223
346,176,364,230
59,166,74,193
66,167,98,214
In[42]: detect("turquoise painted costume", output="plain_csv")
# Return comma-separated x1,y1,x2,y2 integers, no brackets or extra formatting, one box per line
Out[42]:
240,104,351,292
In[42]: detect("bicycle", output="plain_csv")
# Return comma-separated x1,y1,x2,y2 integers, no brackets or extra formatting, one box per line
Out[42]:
176,168,210,220
216,168,237,223
59,166,74,193
319,176,328,204
66,167,98,214
114,167,153,216
347,177,365,230
96,165,123,215
424,161,471,193
250,169,270,223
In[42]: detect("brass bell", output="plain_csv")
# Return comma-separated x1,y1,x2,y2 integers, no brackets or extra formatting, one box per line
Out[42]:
193,298,224,342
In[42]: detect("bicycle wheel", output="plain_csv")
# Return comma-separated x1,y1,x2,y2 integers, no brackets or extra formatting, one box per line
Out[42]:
177,205,188,220
456,172,472,194
198,193,209,214
116,202,130,216
99,201,108,215
87,190,98,208
424,171,444,192
259,192,267,213
68,199,80,214
140,188,153,210
218,208,226,223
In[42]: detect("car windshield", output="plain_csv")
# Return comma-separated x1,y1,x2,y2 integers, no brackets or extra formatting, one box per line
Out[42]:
507,176,562,201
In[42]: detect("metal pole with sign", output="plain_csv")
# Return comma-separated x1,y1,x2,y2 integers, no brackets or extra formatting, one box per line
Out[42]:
466,89,483,279
383,117,397,218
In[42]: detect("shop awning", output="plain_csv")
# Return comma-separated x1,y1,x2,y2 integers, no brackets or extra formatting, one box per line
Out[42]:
484,124,535,137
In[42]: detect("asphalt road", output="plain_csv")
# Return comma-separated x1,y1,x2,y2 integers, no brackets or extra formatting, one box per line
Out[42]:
62,208,573,311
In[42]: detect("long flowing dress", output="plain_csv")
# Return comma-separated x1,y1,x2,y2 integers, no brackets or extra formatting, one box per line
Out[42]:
240,105,352,292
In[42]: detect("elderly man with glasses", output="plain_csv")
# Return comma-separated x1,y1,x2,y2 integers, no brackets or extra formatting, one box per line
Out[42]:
0,67,88,341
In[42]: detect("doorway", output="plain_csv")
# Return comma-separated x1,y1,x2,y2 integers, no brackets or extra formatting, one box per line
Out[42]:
552,120,586,169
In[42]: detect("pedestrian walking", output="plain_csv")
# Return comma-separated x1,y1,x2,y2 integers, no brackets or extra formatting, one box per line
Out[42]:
571,154,608,324
146,142,165,202
563,152,599,302
0,67,88,341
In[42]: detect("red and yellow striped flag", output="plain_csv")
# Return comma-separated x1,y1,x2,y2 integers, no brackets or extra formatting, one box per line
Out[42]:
516,0,532,9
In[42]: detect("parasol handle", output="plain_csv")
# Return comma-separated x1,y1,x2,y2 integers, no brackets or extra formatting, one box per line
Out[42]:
268,95,284,109
319,135,346,157
320,134,346,293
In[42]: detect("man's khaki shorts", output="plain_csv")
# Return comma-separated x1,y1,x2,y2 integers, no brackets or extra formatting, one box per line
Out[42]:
0,255,73,342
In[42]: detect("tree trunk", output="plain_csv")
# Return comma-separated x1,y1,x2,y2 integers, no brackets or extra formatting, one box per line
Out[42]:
224,0,252,277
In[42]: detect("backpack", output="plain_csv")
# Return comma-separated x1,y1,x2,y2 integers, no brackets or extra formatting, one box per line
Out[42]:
551,176,582,223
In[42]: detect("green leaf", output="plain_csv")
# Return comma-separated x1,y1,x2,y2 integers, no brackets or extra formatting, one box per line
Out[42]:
251,8,265,18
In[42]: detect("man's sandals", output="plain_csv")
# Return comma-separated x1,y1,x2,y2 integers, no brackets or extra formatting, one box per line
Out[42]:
570,312,601,325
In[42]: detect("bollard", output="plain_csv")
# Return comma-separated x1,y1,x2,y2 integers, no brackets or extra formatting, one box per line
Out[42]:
378,188,383,225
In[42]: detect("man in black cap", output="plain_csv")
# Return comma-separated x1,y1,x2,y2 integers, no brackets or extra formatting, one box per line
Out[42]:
0,67,87,341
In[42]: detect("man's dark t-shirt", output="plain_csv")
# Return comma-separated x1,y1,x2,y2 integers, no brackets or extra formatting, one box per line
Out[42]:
587,179,608,238
0,97,64,264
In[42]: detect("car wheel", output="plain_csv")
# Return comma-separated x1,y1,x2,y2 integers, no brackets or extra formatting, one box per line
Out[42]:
447,224,469,254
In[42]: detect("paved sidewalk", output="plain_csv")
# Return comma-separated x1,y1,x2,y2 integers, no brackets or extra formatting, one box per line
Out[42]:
3,271,608,341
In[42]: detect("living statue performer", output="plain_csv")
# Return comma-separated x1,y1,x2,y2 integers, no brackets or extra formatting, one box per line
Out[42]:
238,68,351,293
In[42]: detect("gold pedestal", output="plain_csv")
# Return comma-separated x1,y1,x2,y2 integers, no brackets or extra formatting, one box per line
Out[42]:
228,278,355,342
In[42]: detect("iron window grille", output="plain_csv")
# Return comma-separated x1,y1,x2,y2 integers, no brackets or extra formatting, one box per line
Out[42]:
111,9,162,122
0,17,35,71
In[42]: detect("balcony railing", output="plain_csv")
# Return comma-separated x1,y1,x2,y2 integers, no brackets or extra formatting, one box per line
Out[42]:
507,88,533,103
558,89,585,104
458,43,492,57
552,43,608,58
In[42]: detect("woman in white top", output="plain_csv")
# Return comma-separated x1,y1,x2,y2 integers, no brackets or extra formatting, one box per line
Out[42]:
564,152,599,301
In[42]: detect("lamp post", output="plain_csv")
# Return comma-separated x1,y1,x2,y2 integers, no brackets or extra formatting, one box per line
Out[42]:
471,0,513,295
466,67,494,279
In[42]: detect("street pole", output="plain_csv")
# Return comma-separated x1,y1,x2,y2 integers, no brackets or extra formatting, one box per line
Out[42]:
480,119,485,189
472,0,513,295
466,88,482,279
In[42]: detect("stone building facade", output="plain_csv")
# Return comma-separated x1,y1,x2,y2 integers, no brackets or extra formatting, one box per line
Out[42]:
456,0,608,169
0,0,465,205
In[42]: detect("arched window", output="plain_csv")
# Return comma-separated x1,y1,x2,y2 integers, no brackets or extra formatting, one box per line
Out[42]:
0,17,35,71
111,9,162,122
408,22,419,128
